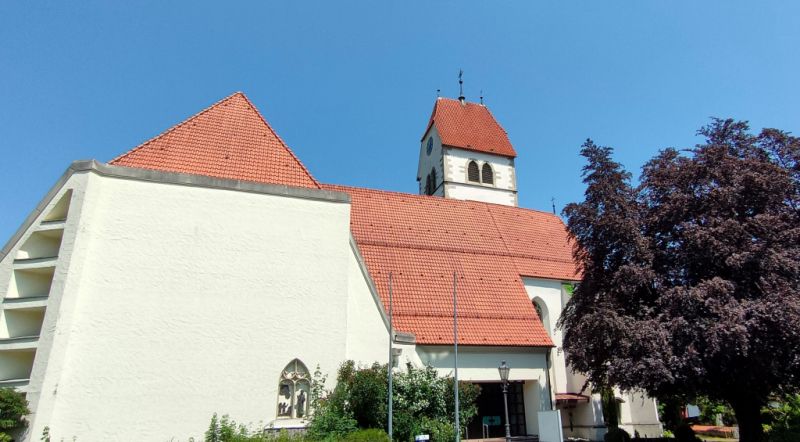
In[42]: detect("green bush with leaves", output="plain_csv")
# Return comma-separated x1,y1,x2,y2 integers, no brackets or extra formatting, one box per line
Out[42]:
341,428,390,442
407,416,454,442
763,394,800,442
0,388,29,442
204,413,314,442
695,396,736,426
308,361,480,441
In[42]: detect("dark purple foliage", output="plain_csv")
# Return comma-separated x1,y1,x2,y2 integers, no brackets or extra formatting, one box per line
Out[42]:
559,120,800,442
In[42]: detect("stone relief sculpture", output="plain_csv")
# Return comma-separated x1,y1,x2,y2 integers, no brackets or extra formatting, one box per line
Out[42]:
276,359,311,419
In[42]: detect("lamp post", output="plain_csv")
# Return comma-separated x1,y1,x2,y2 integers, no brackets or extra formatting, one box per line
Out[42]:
498,360,511,442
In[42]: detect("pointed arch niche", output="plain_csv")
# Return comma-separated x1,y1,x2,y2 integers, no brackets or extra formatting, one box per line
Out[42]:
276,359,311,419
532,297,551,337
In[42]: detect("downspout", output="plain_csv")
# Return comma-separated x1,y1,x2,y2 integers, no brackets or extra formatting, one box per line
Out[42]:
545,348,555,410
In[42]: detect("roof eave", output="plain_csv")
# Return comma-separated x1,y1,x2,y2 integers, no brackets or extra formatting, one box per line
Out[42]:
442,144,518,159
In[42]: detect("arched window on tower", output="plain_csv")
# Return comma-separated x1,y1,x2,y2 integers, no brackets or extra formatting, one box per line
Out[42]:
277,359,311,419
482,163,494,185
430,168,437,194
424,173,432,195
467,161,480,183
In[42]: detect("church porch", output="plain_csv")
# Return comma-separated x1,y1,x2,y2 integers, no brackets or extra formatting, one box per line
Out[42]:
410,345,563,442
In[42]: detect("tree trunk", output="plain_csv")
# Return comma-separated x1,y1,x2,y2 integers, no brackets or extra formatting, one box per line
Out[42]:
730,398,765,442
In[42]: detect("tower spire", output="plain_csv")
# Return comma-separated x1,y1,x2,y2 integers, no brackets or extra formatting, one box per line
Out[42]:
458,70,465,104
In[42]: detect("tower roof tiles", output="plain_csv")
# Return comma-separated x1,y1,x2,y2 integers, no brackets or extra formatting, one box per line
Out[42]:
423,97,517,158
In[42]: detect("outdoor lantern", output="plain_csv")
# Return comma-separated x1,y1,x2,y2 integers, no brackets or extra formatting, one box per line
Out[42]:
498,360,512,441
498,360,510,382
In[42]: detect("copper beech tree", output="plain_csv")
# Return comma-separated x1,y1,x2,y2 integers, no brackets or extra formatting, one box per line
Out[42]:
559,119,800,442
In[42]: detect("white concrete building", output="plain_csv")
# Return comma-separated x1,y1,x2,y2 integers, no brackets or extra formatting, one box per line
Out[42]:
0,92,661,441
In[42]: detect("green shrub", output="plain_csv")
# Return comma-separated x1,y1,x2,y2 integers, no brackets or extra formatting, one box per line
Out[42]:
306,361,479,441
342,428,390,442
695,396,736,426
444,378,481,431
204,414,314,442
604,427,631,442
0,388,29,442
335,361,388,430
306,401,357,441
763,395,800,442
409,417,455,442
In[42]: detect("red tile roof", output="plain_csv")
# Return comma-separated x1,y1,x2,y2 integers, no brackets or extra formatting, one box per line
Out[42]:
107,92,577,347
325,185,578,347
423,98,517,158
110,92,320,189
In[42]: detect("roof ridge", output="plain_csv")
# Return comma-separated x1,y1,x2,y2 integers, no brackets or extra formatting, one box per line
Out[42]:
236,92,321,189
479,103,510,137
109,92,244,164
326,183,564,218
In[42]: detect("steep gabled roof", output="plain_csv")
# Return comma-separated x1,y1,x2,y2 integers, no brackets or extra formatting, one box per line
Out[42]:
325,184,578,347
423,98,517,158
106,92,575,347
110,92,320,189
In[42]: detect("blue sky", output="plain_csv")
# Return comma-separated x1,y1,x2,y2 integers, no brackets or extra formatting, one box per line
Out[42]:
1,1,799,241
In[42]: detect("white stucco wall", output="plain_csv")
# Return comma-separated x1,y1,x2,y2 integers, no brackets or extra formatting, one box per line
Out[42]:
443,182,517,206
559,398,605,441
417,126,445,197
442,147,517,206
344,242,390,364
538,410,564,442
523,278,615,440
18,170,357,441
620,391,663,438
523,278,567,394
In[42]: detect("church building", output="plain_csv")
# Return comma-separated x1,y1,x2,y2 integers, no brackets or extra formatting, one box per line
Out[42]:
0,92,661,441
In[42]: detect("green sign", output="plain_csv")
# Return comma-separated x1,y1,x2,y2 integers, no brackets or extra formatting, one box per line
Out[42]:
482,415,501,426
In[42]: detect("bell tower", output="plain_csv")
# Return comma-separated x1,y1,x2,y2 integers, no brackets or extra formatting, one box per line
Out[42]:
417,97,518,206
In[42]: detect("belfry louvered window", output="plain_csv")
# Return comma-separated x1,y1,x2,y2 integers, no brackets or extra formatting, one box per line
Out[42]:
429,168,437,194
482,163,494,184
467,161,480,182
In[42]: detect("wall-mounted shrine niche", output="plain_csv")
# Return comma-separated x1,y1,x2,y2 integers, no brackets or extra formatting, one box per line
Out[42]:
276,359,311,420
